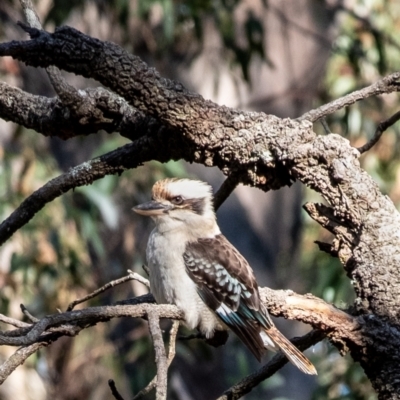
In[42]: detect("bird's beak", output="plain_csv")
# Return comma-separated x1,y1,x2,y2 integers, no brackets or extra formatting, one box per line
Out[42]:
132,201,172,216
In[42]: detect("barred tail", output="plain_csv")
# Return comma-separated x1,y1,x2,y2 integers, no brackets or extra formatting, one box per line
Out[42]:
265,326,317,375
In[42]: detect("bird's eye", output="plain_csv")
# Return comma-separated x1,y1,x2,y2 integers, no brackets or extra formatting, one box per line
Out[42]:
171,196,184,205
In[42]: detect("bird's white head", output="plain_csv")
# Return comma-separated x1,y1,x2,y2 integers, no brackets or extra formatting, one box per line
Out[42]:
133,178,220,236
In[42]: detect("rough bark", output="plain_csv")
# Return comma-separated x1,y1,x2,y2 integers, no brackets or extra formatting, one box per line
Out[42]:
0,24,400,399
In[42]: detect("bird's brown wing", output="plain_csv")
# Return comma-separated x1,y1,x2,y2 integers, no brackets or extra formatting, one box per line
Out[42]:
184,234,273,361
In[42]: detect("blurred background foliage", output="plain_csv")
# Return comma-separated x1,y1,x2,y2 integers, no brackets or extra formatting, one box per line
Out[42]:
0,0,399,399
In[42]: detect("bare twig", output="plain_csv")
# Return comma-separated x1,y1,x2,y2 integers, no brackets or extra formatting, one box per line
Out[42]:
0,81,152,141
147,312,168,400
357,110,400,154
142,264,150,276
320,118,331,134
133,321,180,400
177,332,204,341
20,304,39,323
298,72,400,122
66,273,148,311
214,175,241,211
0,301,184,347
167,321,180,362
19,0,41,29
0,136,169,246
127,270,150,289
217,329,324,400
0,314,31,329
108,379,126,400
0,342,48,385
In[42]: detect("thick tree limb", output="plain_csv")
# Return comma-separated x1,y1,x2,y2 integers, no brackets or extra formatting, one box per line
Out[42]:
0,81,157,141
0,23,222,130
18,0,152,141
0,24,295,191
260,288,363,349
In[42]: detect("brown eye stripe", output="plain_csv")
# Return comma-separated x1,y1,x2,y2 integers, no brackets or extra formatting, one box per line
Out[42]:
182,198,205,215
164,197,205,215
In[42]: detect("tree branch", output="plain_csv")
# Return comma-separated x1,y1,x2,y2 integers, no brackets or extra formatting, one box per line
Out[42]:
259,288,363,348
66,272,149,311
0,282,358,386
217,329,324,400
0,81,159,141
0,314,31,329
0,134,181,246
0,23,221,131
147,312,168,400
214,174,241,211
132,321,180,400
18,0,151,141
108,380,125,400
298,72,400,122
357,110,400,154
0,342,49,385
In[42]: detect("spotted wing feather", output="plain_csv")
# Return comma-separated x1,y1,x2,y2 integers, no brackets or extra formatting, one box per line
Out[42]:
184,234,273,361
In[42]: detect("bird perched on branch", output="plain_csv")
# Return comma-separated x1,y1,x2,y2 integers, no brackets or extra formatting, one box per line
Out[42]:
133,178,316,375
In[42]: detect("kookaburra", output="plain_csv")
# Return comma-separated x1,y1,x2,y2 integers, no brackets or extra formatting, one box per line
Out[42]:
133,178,316,375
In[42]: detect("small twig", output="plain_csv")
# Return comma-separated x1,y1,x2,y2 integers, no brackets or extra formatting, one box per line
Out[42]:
177,332,204,341
19,0,41,29
217,330,324,400
0,137,166,247
297,72,400,122
108,379,126,400
142,264,150,276
0,314,31,329
147,312,168,400
167,321,180,362
0,342,48,385
320,118,331,134
66,272,149,311
214,175,240,211
357,110,400,154
133,321,180,400
127,270,150,289
20,304,39,323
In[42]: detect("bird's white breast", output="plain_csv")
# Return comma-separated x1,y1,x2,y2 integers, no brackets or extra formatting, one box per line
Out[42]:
146,228,224,336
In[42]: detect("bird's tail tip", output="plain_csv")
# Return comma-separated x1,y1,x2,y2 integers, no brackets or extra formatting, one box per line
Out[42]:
266,327,317,375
